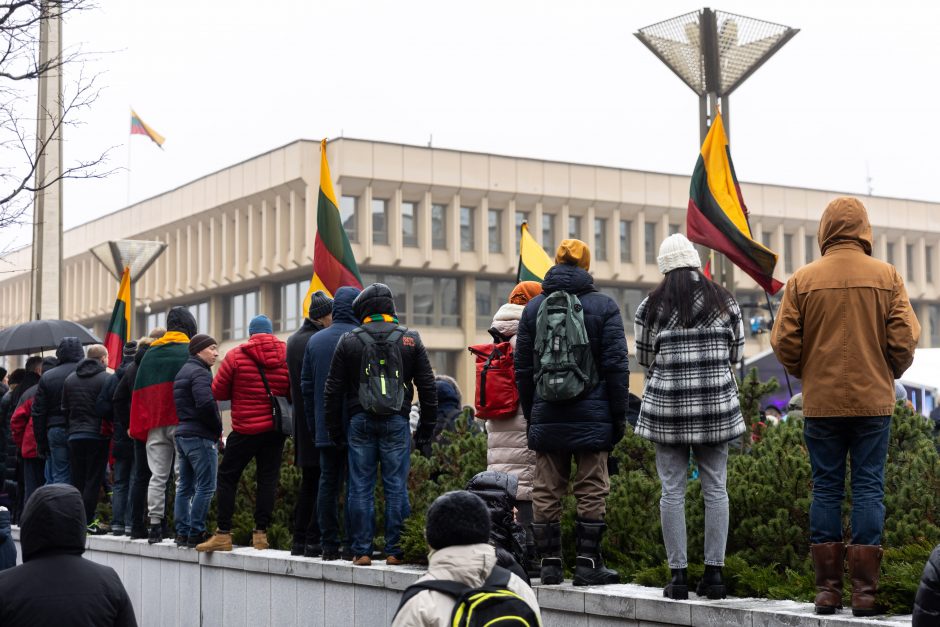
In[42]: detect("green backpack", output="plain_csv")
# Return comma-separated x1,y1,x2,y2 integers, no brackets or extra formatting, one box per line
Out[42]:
533,291,598,402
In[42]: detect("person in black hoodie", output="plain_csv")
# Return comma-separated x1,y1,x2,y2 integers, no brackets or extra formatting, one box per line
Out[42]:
323,283,437,566
97,341,137,536
33,337,85,485
63,344,114,532
0,484,137,626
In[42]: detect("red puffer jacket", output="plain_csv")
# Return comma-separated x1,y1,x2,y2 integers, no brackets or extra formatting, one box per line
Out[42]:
11,391,38,459
212,333,290,435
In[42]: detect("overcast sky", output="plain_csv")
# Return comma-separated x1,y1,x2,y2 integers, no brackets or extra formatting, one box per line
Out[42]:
9,0,940,248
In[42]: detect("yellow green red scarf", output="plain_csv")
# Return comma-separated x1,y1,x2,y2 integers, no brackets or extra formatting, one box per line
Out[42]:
363,314,398,324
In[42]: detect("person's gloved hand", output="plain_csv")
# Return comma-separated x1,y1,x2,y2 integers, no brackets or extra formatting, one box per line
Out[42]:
414,422,434,453
612,419,626,447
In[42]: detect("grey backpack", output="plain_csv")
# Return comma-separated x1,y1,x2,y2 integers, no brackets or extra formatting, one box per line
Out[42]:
533,291,598,402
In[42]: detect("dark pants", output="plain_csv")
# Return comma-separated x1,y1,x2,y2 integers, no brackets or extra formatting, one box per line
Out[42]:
216,430,286,532
128,439,152,533
23,457,45,506
110,440,134,529
804,416,891,545
69,438,109,525
293,465,321,544
317,446,350,550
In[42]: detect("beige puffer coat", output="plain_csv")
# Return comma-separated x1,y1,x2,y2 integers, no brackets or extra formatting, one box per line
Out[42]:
392,543,541,627
485,303,536,501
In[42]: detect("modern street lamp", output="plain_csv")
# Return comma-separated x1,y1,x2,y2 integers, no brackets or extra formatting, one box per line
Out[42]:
90,239,167,335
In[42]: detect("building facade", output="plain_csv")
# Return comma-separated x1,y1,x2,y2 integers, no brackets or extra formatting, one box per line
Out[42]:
2,138,939,399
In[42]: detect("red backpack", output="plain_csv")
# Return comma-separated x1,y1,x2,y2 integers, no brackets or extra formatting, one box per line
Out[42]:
468,341,518,420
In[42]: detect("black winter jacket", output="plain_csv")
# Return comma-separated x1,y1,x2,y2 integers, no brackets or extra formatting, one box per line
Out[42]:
112,344,149,444
173,356,222,441
323,283,437,440
914,544,940,626
466,470,530,584
32,338,85,451
0,484,137,626
287,317,325,467
515,264,629,452
63,359,113,439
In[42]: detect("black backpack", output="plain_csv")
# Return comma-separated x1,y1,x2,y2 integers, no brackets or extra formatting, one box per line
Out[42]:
395,565,539,627
352,325,406,416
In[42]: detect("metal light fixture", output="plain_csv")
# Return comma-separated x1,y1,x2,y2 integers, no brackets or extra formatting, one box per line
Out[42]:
91,239,168,332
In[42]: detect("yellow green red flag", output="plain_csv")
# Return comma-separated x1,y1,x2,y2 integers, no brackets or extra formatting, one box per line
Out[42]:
104,267,132,370
516,221,553,282
130,109,165,148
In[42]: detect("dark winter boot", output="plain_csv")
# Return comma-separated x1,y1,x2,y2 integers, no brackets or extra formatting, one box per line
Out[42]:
531,521,564,585
846,544,883,617
525,533,541,581
664,568,688,600
304,542,323,558
695,565,727,599
572,518,620,586
147,524,163,544
810,542,845,614
291,539,305,556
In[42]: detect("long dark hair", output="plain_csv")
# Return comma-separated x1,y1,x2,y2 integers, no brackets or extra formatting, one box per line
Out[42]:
644,268,732,328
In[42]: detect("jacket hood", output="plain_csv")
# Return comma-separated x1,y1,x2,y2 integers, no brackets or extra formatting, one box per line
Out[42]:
542,264,596,296
436,375,462,408
20,484,87,561
241,332,287,369
134,342,151,365
56,337,84,364
353,283,396,320
166,306,198,338
490,303,524,339
333,286,362,325
426,543,498,582
75,358,106,378
818,197,873,256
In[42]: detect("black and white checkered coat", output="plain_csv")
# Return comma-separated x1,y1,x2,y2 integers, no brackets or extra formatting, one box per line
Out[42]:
633,291,746,445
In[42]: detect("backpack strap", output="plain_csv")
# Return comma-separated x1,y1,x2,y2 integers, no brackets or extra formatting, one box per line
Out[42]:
482,564,513,589
394,579,470,617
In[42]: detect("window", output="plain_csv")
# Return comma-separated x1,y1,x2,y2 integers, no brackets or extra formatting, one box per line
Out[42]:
440,277,460,327
569,216,581,238
928,246,934,284
187,301,209,335
761,230,772,250
784,233,794,273
427,350,460,380
805,235,816,263
887,242,895,265
402,201,418,247
475,278,518,329
460,206,475,251
372,198,388,245
907,244,915,281
608,286,646,328
278,280,307,332
357,272,461,328
340,195,358,242
644,222,657,264
930,304,940,347
431,203,447,250
594,218,607,261
619,220,632,263
669,223,681,236
488,209,503,253
542,213,555,255
224,291,258,340
145,311,167,335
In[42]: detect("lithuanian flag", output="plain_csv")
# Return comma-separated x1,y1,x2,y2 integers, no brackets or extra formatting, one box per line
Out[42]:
130,109,165,148
687,112,783,294
104,267,131,370
129,332,190,441
517,221,553,282
302,139,363,314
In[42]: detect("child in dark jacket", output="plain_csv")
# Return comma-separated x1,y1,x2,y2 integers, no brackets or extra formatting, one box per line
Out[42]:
466,470,530,584
0,506,15,570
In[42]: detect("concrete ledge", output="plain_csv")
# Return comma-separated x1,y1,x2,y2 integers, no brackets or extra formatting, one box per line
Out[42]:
10,529,912,626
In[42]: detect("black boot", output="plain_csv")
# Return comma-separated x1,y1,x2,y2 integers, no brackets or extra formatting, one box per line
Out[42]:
147,524,163,544
572,518,620,586
696,565,727,599
525,533,541,581
531,522,564,585
664,568,688,600
290,541,305,556
304,542,323,558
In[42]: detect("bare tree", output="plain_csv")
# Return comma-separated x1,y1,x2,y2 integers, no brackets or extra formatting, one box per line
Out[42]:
0,0,115,233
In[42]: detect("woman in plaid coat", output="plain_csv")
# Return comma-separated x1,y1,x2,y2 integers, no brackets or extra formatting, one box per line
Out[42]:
633,234,745,602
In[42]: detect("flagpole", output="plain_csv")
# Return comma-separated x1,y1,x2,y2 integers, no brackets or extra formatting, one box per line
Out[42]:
126,134,132,206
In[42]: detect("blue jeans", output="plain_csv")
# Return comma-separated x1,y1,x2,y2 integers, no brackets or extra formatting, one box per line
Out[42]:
346,413,411,558
45,426,70,484
174,436,218,536
804,416,891,545
110,441,134,529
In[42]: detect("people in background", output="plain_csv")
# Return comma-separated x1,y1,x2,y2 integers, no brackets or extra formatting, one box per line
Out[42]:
33,337,85,485
9,357,45,505
764,405,782,426
99,341,138,536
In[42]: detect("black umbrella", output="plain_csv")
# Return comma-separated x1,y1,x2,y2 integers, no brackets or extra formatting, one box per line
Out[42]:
0,319,101,355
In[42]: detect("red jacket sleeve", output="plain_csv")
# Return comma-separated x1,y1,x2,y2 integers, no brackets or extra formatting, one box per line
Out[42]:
212,350,237,402
10,399,31,448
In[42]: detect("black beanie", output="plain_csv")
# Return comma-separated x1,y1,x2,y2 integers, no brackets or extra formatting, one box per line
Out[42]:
308,291,333,320
123,341,138,357
188,334,217,356
425,491,491,550
166,306,197,339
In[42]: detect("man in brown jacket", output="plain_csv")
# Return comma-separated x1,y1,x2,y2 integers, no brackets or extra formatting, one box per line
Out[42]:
771,196,920,617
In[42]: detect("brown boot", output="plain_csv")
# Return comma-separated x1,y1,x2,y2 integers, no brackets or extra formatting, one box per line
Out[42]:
810,542,845,614
196,530,233,553
846,544,883,617
252,529,269,550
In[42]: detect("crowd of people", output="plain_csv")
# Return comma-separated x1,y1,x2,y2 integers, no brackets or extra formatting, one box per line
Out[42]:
0,195,936,624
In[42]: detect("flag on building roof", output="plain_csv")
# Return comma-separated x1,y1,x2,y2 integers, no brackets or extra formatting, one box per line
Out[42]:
303,139,363,315
104,267,131,370
687,112,783,294
517,221,553,282
130,109,165,148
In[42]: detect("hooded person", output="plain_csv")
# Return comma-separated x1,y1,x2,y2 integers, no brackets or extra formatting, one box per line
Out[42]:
0,484,137,626
32,337,85,484
130,307,196,543
301,286,360,561
9,357,46,503
113,338,153,539
286,290,333,557
771,196,920,616
322,283,437,565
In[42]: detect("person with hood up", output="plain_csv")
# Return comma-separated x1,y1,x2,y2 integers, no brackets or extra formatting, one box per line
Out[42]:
198,314,290,552
465,471,530,583
32,337,85,484
63,344,114,533
0,484,137,626
323,283,437,566
287,291,332,557
9,357,45,503
784,393,804,423
515,240,628,586
392,490,541,627
302,285,360,561
771,197,920,617
131,308,197,544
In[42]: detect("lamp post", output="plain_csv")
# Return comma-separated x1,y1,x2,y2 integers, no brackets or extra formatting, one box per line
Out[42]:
90,240,168,337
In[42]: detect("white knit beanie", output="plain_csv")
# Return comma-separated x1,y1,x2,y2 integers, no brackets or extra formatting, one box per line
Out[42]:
657,233,702,274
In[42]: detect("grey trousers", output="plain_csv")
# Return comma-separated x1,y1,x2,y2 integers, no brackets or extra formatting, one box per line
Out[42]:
147,425,177,524
654,442,729,569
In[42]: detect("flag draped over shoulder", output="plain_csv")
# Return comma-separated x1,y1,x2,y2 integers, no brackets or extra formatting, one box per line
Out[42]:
687,113,783,294
303,139,363,315
517,221,553,282
130,109,165,148
104,267,131,370
128,332,189,440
